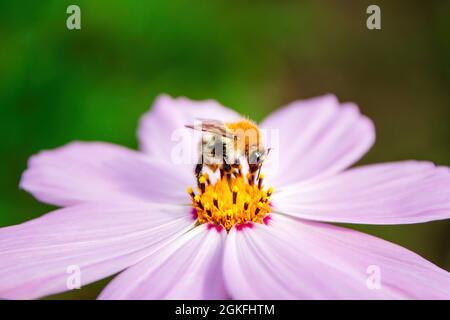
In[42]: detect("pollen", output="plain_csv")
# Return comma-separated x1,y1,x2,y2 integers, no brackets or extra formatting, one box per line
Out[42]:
187,168,272,231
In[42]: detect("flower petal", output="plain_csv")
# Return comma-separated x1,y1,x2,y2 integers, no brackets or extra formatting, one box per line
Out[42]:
99,223,227,300
138,94,240,162
0,203,195,299
20,141,193,207
259,95,375,187
224,215,450,299
272,161,450,224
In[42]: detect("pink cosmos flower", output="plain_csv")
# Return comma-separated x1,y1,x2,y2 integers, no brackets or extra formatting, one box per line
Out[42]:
1,94,449,300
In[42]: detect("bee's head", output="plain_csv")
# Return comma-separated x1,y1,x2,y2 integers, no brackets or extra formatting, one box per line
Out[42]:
248,147,266,173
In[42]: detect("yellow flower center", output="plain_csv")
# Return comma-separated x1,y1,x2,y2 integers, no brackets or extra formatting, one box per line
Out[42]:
187,168,273,232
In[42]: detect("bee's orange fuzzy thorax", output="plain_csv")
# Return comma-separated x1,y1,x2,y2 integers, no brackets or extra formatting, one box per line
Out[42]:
187,169,272,232
225,119,259,132
225,119,262,150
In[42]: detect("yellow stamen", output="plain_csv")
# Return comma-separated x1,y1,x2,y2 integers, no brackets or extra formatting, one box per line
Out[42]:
204,203,212,219
246,172,254,185
188,171,272,231
232,185,239,204
186,186,195,199
203,173,211,185
213,192,219,208
198,175,207,193
258,173,264,189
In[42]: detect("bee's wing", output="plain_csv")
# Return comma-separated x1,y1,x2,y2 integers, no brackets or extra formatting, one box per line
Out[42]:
185,119,234,139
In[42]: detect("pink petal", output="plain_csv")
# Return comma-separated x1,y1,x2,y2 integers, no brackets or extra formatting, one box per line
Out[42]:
138,94,240,162
259,95,375,187
224,215,450,299
272,161,450,224
99,223,227,300
0,203,195,299
20,141,193,207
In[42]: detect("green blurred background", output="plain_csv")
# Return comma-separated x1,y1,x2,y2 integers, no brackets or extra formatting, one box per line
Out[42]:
0,0,449,299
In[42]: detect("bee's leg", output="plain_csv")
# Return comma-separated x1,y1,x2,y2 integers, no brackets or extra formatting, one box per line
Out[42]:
219,142,229,181
223,162,232,173
247,162,259,185
195,163,203,179
225,166,232,188
195,155,203,180
231,159,241,177
223,159,233,188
